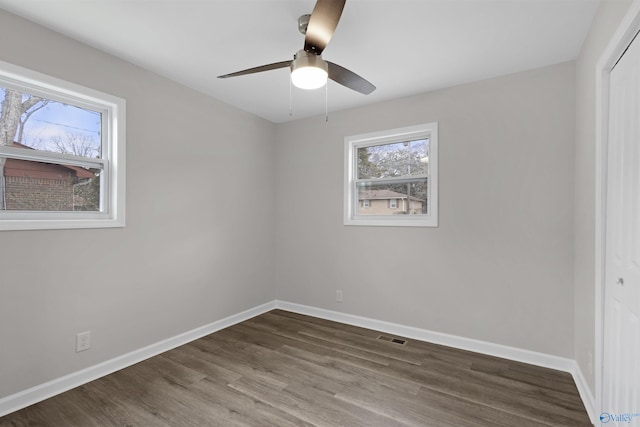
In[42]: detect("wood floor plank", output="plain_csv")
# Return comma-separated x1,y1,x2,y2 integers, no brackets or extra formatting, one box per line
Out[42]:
188,377,315,427
0,309,591,426
336,380,550,427
161,344,244,385
278,343,424,396
229,376,409,427
413,355,586,412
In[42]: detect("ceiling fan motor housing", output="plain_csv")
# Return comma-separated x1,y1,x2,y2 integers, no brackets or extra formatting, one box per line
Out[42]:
292,49,327,70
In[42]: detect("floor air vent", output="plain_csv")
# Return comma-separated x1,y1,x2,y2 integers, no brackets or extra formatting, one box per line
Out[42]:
377,335,407,345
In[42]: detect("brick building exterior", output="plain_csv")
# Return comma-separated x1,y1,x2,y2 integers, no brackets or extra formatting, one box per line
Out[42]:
5,174,76,211
2,143,95,211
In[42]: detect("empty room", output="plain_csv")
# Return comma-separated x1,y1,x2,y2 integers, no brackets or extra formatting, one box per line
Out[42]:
0,0,638,426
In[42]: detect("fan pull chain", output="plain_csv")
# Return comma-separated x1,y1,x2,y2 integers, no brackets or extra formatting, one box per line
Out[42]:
289,76,293,116
325,81,329,122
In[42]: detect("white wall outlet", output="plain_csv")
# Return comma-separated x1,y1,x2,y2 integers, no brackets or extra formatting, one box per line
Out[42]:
76,331,91,352
336,290,343,302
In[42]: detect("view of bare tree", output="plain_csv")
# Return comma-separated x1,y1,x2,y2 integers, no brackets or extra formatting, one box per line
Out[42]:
0,89,49,209
51,133,100,158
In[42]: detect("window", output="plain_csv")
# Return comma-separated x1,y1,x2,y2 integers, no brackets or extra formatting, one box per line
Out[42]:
362,199,370,208
0,60,125,231
344,122,438,227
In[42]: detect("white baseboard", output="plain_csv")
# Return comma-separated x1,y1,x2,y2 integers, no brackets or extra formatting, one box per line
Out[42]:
0,301,276,418
0,299,596,425
570,362,597,425
275,300,596,425
275,300,574,371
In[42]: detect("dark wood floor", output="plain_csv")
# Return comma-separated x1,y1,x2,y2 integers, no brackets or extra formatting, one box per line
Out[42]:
0,310,591,426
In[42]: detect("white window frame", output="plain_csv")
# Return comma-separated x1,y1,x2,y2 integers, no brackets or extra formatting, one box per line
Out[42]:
344,122,438,227
362,199,370,208
0,60,125,231
389,199,398,209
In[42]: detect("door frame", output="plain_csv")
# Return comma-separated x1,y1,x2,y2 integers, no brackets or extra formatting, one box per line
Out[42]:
595,0,640,419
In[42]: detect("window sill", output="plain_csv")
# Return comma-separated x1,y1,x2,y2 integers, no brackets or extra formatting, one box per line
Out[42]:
344,215,438,227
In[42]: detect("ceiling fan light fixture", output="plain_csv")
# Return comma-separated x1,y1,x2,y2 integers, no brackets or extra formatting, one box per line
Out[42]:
290,50,328,90
218,2,376,97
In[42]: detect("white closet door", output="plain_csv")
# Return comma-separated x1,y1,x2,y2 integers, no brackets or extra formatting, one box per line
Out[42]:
603,30,640,420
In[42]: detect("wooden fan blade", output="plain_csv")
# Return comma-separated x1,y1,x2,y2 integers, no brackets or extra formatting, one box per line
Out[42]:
218,61,291,78
304,0,346,54
327,61,375,94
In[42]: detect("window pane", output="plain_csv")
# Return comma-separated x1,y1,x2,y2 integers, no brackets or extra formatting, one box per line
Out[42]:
357,138,429,179
1,157,101,211
0,87,101,159
356,180,427,216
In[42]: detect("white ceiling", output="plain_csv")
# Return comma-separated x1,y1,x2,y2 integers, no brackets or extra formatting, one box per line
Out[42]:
0,0,599,123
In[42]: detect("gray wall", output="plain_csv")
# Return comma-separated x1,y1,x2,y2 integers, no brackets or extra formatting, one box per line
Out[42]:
1,0,627,404
574,0,632,394
276,62,576,358
0,10,277,398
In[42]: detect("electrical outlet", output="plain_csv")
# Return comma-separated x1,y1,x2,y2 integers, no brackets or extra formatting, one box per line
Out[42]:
336,290,343,302
76,331,91,352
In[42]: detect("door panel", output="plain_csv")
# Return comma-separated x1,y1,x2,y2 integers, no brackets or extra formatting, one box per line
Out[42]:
603,29,640,419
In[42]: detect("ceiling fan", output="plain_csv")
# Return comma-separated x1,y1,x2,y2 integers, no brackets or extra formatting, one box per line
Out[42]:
218,0,375,95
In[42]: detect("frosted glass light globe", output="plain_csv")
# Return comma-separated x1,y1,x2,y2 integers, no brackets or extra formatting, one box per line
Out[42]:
291,66,328,89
